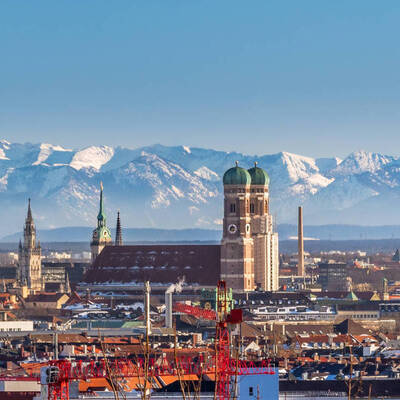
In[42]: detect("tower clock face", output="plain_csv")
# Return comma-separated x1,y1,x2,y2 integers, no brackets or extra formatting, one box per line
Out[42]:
228,224,237,234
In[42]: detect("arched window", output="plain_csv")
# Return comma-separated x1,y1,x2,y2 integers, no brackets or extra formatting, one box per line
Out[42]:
250,203,255,214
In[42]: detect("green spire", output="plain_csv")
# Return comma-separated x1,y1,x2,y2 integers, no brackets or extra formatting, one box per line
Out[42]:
97,182,106,227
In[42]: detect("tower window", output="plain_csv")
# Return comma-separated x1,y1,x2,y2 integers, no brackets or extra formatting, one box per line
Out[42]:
230,203,236,213
250,203,255,213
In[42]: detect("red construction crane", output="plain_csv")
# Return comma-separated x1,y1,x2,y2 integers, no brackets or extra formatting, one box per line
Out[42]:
39,281,274,400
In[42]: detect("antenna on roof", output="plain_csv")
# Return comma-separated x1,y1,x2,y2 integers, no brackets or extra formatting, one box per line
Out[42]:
235,160,239,167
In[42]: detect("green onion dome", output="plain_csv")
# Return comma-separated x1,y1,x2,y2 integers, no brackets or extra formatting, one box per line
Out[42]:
248,162,270,186
223,162,252,185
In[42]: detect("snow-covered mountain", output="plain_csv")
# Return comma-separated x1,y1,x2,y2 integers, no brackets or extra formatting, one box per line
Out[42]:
0,140,399,238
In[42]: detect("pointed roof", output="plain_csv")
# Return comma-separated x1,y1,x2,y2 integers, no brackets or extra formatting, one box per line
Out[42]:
97,182,106,222
346,291,359,301
370,291,381,301
115,211,123,246
27,198,33,222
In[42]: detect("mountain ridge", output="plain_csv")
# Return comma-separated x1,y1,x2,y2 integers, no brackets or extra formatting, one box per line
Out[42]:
4,224,400,242
0,140,399,236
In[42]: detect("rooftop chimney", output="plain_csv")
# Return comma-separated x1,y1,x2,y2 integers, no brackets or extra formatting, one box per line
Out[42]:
298,206,305,277
144,281,151,335
165,291,173,329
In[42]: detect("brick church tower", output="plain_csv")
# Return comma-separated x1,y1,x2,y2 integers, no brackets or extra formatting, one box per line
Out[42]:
221,162,279,292
248,163,279,291
220,162,254,292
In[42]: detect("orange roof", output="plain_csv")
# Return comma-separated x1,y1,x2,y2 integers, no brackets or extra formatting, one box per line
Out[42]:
157,374,199,386
20,362,47,375
79,378,112,392
79,377,155,392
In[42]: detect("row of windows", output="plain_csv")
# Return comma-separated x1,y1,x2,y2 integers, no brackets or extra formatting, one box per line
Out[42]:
0,328,23,331
229,202,268,214
352,314,377,319
226,188,267,193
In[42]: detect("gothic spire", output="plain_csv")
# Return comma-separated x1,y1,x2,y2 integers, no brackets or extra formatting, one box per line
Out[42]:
115,211,123,246
24,198,36,248
97,182,106,227
27,198,33,222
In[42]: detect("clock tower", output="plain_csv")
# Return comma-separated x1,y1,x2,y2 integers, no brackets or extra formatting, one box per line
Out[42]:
91,182,112,262
221,162,255,292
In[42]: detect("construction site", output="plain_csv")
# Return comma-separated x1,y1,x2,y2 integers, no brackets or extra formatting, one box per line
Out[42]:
0,280,277,400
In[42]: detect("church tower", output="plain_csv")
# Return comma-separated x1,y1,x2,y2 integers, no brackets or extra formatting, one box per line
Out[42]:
91,183,112,262
115,211,123,246
248,163,279,291
221,162,254,292
18,199,42,292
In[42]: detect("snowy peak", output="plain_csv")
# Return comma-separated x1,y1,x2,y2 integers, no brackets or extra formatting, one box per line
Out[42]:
70,146,114,170
279,151,319,182
332,150,396,176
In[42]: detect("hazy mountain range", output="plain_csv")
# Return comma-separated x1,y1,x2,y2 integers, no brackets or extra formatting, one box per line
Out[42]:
0,139,400,238
4,225,400,243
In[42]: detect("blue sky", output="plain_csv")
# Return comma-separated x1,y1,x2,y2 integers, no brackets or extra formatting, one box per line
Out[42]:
0,1,399,157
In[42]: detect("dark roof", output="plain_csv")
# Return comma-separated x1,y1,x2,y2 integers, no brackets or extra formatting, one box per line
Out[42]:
84,245,221,286
337,302,380,311
334,319,370,335
235,291,310,302
317,291,375,300
26,293,67,303
285,324,333,337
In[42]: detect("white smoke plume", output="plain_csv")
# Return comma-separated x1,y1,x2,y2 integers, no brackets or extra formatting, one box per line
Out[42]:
166,276,186,294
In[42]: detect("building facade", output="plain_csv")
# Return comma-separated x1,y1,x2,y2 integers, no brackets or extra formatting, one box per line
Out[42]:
221,163,279,292
90,183,112,262
18,199,42,292
318,262,348,291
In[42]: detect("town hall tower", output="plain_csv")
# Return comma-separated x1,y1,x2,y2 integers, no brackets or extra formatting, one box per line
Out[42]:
18,199,42,292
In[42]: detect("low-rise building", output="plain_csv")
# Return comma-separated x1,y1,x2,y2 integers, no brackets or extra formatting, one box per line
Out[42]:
25,293,70,309
0,320,33,332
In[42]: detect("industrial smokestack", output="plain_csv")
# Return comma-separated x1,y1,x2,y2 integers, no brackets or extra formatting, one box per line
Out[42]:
165,291,173,329
164,277,185,329
298,206,305,277
144,281,151,335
